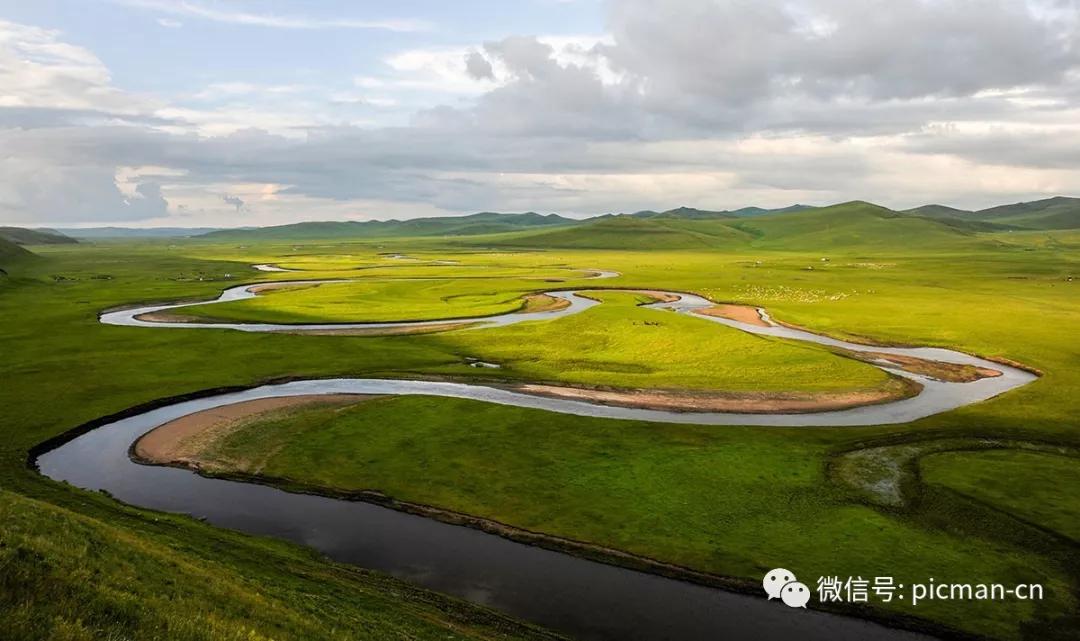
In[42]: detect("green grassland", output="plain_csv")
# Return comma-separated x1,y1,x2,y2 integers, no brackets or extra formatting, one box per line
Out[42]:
439,290,892,392
921,450,1080,542
180,276,565,323
178,284,895,394
173,264,604,323
2,205,1079,640
186,395,1077,641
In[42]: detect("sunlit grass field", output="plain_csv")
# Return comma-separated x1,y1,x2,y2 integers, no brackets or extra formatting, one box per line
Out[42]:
184,277,550,323
441,290,893,392
2,225,1079,640
180,283,895,393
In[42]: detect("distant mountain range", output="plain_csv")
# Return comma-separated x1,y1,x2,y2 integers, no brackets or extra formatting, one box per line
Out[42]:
55,227,235,239
5,196,1077,248
198,212,576,241
196,197,1074,244
478,201,991,250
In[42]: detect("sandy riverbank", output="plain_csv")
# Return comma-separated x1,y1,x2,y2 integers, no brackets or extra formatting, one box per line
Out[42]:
694,304,769,327
132,394,371,466
508,378,919,414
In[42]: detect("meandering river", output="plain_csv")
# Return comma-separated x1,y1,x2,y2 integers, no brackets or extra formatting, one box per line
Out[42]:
38,274,1038,640
98,281,1035,427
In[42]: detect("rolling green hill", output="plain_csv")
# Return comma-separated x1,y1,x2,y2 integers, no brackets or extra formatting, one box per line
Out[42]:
482,214,751,249
630,204,814,219
200,212,576,241
189,197,1077,249
630,206,736,220
729,204,816,217
974,196,1080,230
0,227,77,245
729,201,976,250
468,201,986,251
903,204,973,218
905,197,1080,230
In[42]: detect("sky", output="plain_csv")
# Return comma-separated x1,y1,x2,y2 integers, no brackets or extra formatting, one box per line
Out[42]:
1,0,1079,228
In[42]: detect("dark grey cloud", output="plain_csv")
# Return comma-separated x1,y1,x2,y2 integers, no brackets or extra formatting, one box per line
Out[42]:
415,0,1080,142
901,128,1080,169
605,0,1079,104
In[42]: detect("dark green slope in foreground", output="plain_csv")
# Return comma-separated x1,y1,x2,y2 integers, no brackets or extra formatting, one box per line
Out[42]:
0,237,33,268
0,227,77,245
200,211,575,241
0,489,559,641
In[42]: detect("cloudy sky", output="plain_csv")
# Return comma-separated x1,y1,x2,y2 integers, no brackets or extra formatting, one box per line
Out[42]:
1,0,1078,227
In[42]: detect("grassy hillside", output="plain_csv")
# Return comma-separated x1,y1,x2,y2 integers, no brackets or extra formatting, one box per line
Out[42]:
631,205,814,219
908,197,1080,230
630,206,735,219
483,201,988,251
731,201,978,250
0,237,33,269
730,204,816,217
201,212,576,241
190,197,1080,247
193,197,1080,245
903,204,973,217
0,227,77,245
482,215,750,249
975,196,1080,230
0,489,560,641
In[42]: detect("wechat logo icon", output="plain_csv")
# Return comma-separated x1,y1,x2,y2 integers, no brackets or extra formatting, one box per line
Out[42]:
763,568,809,608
